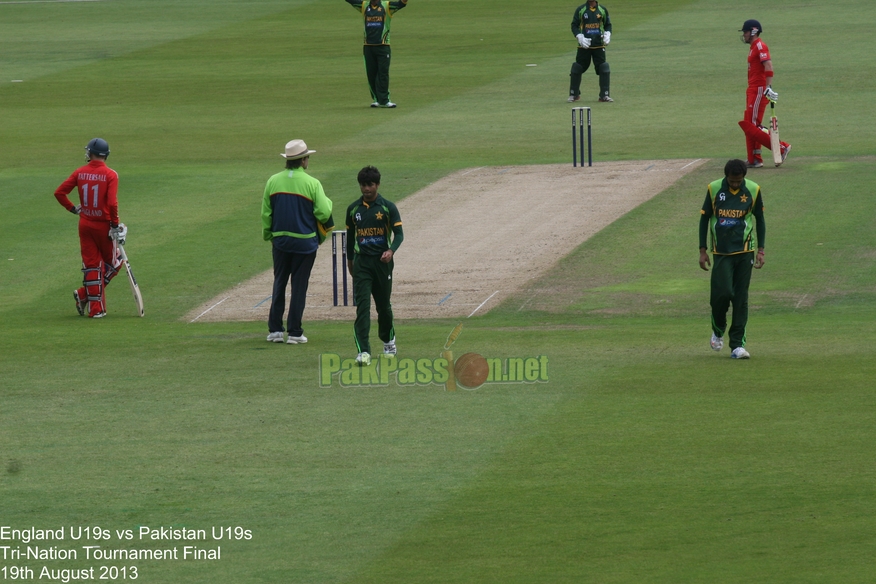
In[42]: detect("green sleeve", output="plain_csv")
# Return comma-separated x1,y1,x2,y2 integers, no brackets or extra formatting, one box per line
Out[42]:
261,181,274,241
312,181,333,224
390,224,404,252
699,189,712,249
753,188,765,248
570,4,584,35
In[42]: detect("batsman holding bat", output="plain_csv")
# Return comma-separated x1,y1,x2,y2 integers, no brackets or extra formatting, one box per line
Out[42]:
54,138,125,319
737,19,791,168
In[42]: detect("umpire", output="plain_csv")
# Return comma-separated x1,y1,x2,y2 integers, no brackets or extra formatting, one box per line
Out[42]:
262,140,333,344
699,159,766,360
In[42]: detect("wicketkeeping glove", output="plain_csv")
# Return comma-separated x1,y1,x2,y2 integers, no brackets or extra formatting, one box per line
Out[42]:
765,86,779,102
603,31,611,45
576,34,590,48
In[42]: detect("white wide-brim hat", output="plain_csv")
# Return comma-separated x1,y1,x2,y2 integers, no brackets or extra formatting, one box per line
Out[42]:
281,139,316,160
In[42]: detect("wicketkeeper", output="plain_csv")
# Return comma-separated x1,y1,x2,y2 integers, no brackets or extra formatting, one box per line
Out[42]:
568,0,613,103
54,138,126,318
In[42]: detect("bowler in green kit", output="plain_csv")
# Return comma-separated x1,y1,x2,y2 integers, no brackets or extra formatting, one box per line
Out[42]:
699,159,766,359
345,166,404,366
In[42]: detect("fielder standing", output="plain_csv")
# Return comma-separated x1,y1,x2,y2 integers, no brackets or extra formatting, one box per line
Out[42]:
568,0,613,103
737,19,791,168
262,140,333,344
699,159,766,359
54,138,124,318
342,0,409,108
345,166,403,366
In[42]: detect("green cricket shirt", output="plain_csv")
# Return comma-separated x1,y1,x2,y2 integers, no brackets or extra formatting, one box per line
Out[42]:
571,3,611,49
345,0,408,46
699,178,765,255
345,194,403,256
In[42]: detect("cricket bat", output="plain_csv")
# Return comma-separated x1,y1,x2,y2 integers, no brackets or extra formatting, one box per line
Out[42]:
116,242,145,317
769,101,782,167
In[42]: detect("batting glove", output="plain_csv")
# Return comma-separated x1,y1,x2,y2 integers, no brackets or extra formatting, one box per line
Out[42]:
109,225,123,243
765,86,779,102
576,34,590,48
116,223,128,245
71,205,81,215
603,31,611,45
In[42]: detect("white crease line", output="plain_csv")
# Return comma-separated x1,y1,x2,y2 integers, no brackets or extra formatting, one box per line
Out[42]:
680,159,703,170
190,297,229,323
458,167,484,177
468,291,499,318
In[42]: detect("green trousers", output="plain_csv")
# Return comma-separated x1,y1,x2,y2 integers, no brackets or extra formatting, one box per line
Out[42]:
363,44,392,105
352,253,394,354
710,253,754,350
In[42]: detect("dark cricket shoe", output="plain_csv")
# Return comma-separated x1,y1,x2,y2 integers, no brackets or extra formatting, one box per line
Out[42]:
73,290,87,316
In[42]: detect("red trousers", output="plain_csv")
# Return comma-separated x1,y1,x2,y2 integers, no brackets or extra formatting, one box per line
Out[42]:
738,85,788,164
77,220,120,316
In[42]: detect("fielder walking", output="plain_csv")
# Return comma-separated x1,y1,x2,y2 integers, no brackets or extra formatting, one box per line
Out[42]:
699,159,766,359
568,0,613,103
262,140,333,344
342,0,409,108
345,166,404,366
737,19,791,168
54,138,125,318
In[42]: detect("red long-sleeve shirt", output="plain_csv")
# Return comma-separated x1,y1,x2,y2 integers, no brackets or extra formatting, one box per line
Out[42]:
54,159,119,225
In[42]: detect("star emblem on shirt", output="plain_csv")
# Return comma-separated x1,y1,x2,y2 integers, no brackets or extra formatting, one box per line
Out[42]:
740,195,748,203
375,211,384,220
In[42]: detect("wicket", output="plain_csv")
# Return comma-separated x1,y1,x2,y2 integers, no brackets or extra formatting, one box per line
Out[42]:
572,106,592,167
331,230,349,306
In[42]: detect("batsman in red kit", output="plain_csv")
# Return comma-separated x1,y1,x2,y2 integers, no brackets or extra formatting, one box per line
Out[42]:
737,19,791,168
54,138,125,318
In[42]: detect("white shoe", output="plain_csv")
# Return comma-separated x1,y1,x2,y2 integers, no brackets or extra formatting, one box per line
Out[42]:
266,331,285,343
370,102,379,108
356,352,372,366
731,347,750,359
567,94,580,103
381,102,397,108
383,338,397,356
710,333,724,352
287,334,308,344
90,312,106,319
598,95,614,102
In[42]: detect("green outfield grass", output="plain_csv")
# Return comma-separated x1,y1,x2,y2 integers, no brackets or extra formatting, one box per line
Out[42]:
2,0,876,582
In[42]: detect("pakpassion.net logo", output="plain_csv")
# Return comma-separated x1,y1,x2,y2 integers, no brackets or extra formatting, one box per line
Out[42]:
319,323,549,390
